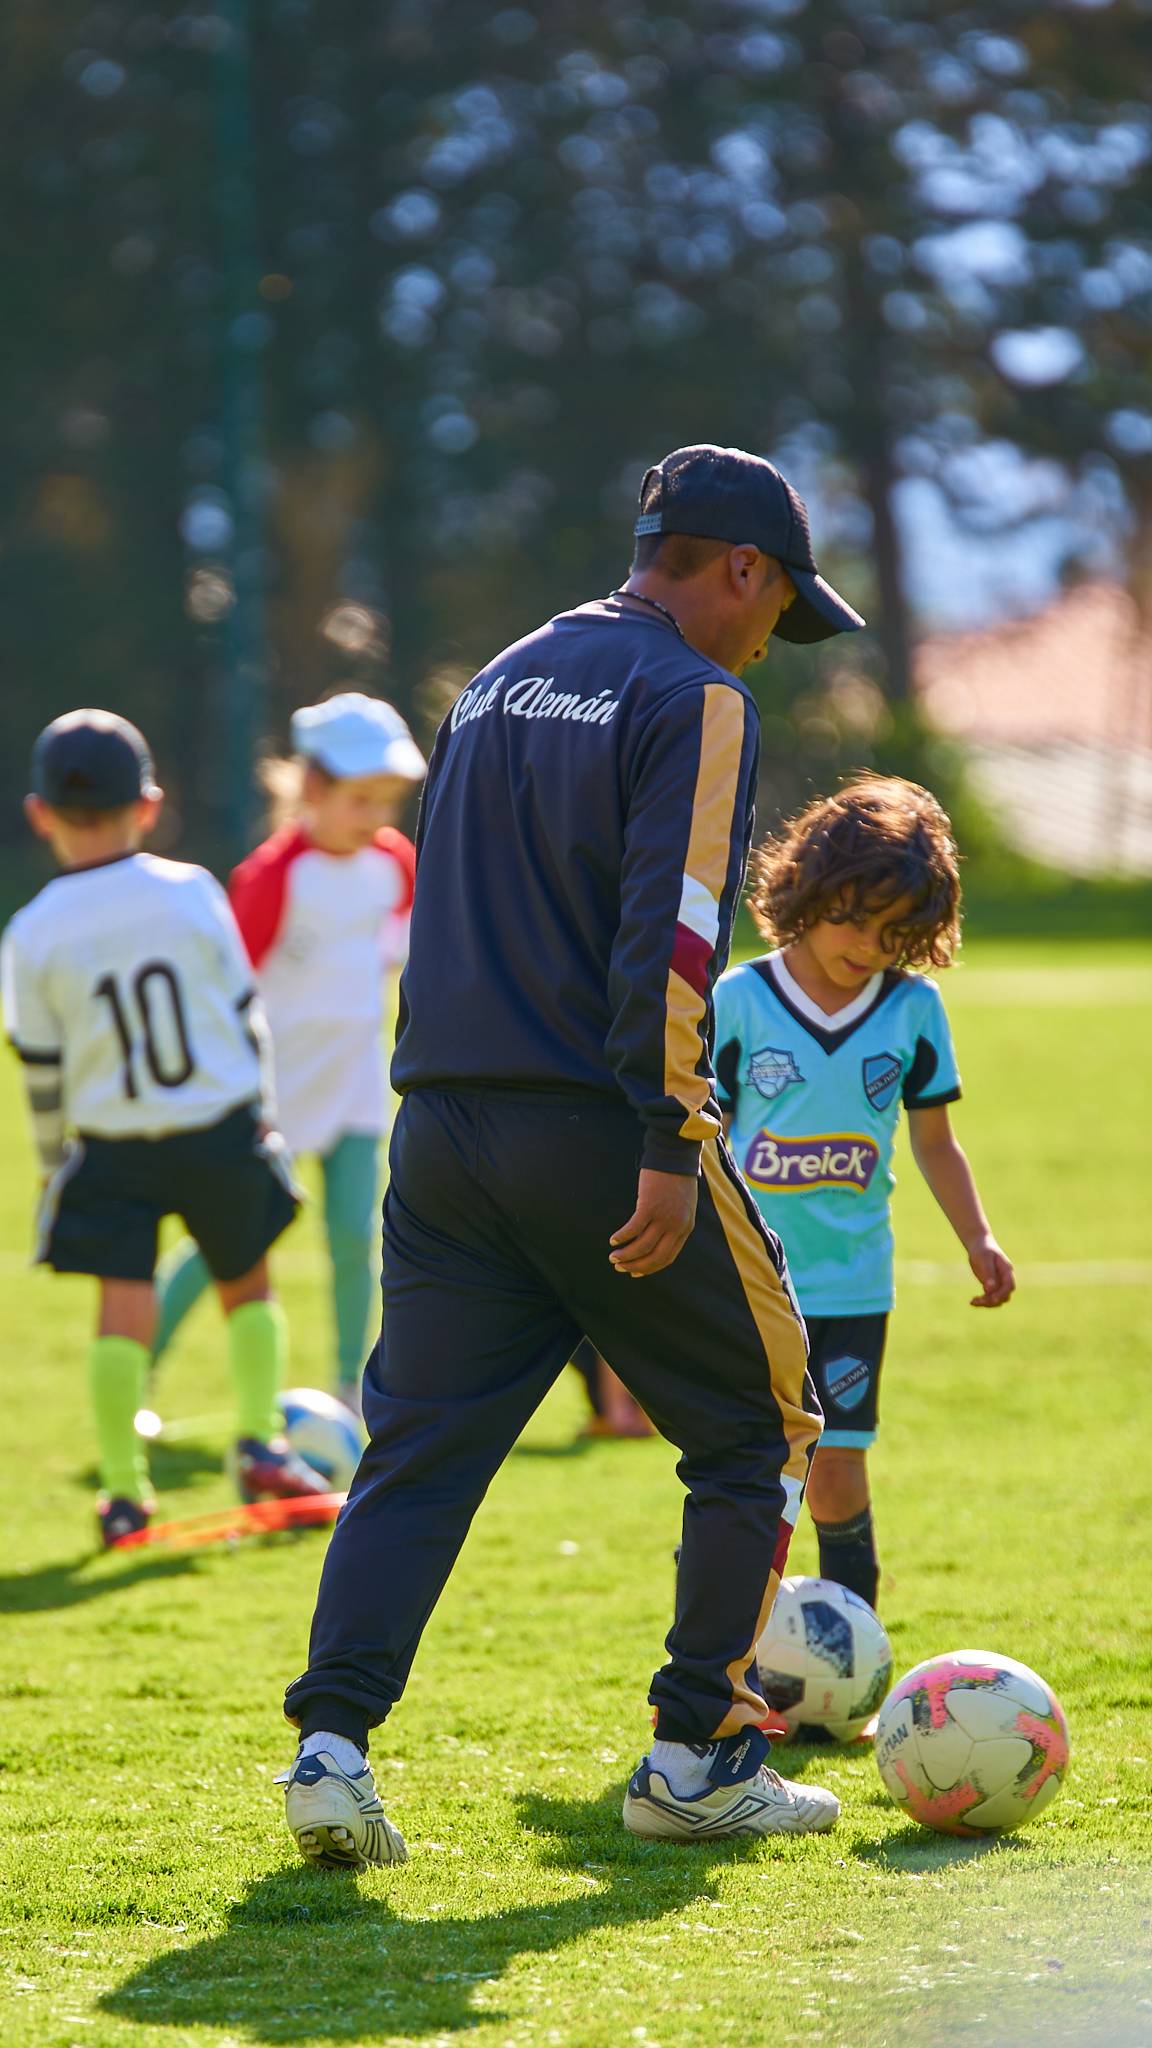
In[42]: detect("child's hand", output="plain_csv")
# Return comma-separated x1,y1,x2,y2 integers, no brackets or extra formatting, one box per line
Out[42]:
967,1233,1015,1307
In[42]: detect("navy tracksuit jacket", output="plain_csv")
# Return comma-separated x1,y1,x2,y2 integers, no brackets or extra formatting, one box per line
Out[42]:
285,600,823,1748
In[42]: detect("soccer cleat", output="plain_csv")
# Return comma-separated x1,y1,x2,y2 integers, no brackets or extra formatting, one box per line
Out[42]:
97,1495,154,1549
234,1436,330,1504
622,1726,840,1842
281,1749,408,1871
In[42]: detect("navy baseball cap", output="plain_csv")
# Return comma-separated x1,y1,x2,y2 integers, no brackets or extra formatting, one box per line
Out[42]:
31,709,160,809
634,443,865,643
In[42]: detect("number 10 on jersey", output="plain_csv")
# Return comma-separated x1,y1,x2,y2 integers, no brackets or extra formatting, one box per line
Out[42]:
94,962,196,1098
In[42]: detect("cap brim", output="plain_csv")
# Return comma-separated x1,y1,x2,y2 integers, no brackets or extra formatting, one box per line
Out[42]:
310,736,427,782
773,568,866,644
382,736,427,781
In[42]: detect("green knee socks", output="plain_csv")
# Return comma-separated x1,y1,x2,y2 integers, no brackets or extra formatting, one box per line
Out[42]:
229,1298,287,1443
322,1132,380,1394
90,1303,287,1500
330,1242,375,1391
89,1337,151,1503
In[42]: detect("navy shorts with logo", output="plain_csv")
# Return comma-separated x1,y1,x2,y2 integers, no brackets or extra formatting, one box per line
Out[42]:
38,1102,300,1284
805,1311,887,1450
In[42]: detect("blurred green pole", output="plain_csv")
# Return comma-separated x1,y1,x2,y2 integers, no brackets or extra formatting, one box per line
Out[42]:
215,0,267,863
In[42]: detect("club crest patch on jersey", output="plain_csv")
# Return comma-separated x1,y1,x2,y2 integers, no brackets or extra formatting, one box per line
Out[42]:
862,1051,902,1113
743,1131,879,1193
746,1046,805,1101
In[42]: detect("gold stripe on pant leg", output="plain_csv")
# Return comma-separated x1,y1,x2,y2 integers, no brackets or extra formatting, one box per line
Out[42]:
699,1140,823,1736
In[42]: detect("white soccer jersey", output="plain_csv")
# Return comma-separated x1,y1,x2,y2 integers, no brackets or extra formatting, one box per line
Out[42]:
1,853,269,1141
228,824,416,1155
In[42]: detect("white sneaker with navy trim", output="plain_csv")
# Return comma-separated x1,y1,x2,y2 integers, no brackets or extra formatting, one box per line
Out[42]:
622,1727,840,1842
282,1749,408,1870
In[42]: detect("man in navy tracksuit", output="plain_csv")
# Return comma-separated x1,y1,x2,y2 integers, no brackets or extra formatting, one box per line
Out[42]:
281,445,865,1863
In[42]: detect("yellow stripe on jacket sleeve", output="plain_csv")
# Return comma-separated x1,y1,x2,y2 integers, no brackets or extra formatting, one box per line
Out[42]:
663,684,747,1143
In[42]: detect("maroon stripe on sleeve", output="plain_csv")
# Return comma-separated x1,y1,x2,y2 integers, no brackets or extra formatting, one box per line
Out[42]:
671,922,713,997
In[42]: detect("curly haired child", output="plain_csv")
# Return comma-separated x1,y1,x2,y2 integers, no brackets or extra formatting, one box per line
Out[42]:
713,774,1014,1628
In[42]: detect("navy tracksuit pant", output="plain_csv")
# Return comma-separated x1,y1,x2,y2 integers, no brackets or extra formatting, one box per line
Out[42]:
284,1087,823,1748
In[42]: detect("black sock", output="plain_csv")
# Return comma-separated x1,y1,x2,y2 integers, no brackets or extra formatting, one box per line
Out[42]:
296,1696,371,1753
814,1507,879,1611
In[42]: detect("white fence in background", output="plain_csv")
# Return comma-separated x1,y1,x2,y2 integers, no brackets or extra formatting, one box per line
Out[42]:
965,740,1152,878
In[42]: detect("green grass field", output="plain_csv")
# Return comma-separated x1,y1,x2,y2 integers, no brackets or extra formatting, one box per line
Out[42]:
2,939,1151,2048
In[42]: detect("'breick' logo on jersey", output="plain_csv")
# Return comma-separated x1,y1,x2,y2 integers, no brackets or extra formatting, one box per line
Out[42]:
743,1130,880,1194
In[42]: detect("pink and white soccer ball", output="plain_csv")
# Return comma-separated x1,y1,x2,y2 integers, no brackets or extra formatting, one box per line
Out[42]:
875,1649,1070,1836
756,1576,893,1740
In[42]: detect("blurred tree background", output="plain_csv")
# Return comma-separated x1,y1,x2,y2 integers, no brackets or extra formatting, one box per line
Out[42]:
2,0,1150,883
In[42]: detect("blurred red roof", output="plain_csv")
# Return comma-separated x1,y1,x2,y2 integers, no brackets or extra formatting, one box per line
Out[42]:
916,580,1152,751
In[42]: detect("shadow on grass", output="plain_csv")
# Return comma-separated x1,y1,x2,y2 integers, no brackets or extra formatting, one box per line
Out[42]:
513,1431,666,1461
510,1437,592,1460
0,1549,204,1614
771,1741,1040,1872
855,1819,1035,1871
100,1783,774,2042
78,1439,226,1492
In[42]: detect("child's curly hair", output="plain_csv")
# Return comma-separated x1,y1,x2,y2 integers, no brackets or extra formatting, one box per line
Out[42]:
748,775,962,971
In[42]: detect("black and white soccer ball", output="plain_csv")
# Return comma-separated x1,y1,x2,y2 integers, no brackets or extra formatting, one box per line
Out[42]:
756,1575,893,1741
279,1387,362,1492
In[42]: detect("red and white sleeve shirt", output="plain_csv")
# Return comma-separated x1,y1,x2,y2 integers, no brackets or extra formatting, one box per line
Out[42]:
228,824,416,1154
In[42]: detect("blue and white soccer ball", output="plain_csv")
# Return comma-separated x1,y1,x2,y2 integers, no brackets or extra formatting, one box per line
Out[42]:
756,1575,893,1741
279,1387,363,1493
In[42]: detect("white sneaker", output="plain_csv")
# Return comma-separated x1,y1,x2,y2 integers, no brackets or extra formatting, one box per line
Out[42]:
281,1749,408,1870
623,1728,840,1842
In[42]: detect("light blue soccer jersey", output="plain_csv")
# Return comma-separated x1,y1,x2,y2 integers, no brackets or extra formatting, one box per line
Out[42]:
713,952,961,1315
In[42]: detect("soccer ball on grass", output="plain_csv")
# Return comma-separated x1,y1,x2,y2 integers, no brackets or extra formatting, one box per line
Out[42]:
756,1575,893,1741
279,1387,362,1493
875,1648,1070,1835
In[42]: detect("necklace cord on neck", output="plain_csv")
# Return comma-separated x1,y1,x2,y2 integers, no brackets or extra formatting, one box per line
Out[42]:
608,588,687,644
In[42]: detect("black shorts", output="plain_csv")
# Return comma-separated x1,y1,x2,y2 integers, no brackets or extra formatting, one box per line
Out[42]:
805,1311,888,1450
38,1102,300,1285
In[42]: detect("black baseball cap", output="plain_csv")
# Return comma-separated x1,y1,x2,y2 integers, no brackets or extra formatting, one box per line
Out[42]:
634,443,865,643
31,709,160,809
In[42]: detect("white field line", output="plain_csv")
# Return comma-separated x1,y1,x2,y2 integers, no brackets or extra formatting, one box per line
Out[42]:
945,966,1152,1006
2,1251,1149,1287
896,1259,1152,1287
148,1410,236,1442
96,1259,1152,1446
138,1255,1152,1443
0,1246,382,1278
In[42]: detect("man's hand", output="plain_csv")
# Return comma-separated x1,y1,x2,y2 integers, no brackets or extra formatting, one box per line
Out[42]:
609,1168,698,1278
967,1233,1016,1307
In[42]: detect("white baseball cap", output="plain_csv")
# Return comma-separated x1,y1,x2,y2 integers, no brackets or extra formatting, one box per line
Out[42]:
290,692,426,782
